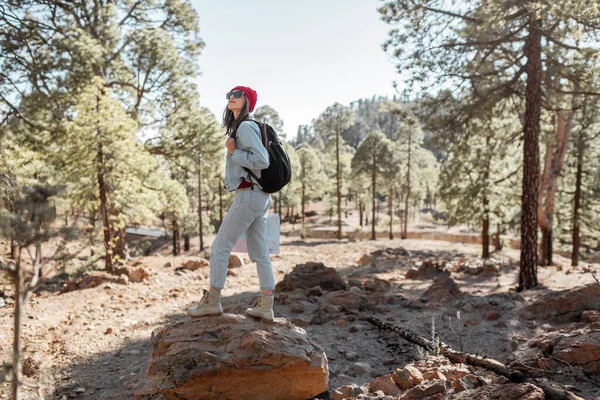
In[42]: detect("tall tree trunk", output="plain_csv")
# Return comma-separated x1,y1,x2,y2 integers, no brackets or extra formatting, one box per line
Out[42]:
519,15,542,291
172,217,181,256
10,239,17,260
96,91,113,274
402,133,412,239
482,199,490,259
301,183,306,235
389,185,394,240
198,167,204,250
571,130,584,267
113,227,127,264
336,124,342,240
494,222,503,251
184,234,190,252
359,201,364,227
371,163,377,241
12,251,22,400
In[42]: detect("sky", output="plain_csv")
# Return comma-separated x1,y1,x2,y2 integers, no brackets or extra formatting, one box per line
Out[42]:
190,0,402,139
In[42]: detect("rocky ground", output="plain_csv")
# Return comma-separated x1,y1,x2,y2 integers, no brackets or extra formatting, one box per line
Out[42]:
1,227,600,399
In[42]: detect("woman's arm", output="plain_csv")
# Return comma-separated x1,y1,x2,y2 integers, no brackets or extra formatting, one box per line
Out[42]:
231,122,270,170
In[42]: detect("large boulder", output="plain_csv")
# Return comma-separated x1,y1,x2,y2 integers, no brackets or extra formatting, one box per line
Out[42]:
525,284,600,321
275,262,346,292
147,314,328,400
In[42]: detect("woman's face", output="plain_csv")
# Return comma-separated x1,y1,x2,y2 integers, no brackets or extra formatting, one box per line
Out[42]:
227,89,246,113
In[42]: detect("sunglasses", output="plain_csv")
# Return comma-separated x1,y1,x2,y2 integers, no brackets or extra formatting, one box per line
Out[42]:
226,90,246,99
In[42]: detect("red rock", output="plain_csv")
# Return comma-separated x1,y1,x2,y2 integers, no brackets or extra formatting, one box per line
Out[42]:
228,254,244,269
422,370,446,381
553,330,600,374
368,374,401,395
275,262,346,292
583,310,600,323
399,380,447,399
485,312,501,321
526,284,600,321
147,314,328,400
450,383,544,400
392,365,423,390
182,259,209,270
332,384,365,400
420,277,462,304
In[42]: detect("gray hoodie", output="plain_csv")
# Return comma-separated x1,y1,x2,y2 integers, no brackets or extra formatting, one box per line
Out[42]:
224,120,270,192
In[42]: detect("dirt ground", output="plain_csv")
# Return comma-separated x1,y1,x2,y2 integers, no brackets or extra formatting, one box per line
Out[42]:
1,215,599,399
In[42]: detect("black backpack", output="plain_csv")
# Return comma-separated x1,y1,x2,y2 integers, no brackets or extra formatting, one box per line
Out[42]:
238,120,292,193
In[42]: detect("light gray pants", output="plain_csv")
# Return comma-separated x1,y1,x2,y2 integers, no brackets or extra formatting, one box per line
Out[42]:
210,186,274,290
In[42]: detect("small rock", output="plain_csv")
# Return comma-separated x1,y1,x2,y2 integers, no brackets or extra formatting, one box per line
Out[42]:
392,365,423,389
306,286,324,297
0,298,5,308
105,327,113,334
422,370,446,381
291,315,312,327
335,319,347,326
290,303,305,313
118,274,129,285
368,374,401,395
228,254,244,269
349,325,359,333
74,388,86,393
347,362,371,377
345,351,360,361
357,254,371,265
163,262,173,268
583,310,600,323
485,312,501,321
326,305,341,314
332,384,365,400
182,259,209,270
349,286,362,293
401,380,447,399
520,311,535,320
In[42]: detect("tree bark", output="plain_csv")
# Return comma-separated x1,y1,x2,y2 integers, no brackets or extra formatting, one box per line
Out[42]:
336,120,342,240
371,160,377,241
96,92,113,274
482,212,490,259
198,167,204,250
494,222,503,251
518,14,542,291
571,131,584,267
184,234,190,252
359,201,364,227
367,317,584,400
389,185,394,240
12,251,22,400
301,182,306,235
402,131,412,240
172,217,181,256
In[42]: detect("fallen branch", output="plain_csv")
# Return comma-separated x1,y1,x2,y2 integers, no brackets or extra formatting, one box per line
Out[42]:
588,265,600,288
367,317,583,400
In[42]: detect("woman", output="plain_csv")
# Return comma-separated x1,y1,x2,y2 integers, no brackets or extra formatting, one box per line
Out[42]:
187,85,275,321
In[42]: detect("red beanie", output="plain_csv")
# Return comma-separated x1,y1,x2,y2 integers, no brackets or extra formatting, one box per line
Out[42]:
230,85,258,113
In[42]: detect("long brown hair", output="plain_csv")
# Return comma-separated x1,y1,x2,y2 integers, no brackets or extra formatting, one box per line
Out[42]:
222,99,251,136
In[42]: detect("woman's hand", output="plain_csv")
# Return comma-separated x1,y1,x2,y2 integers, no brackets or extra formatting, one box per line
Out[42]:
225,137,237,154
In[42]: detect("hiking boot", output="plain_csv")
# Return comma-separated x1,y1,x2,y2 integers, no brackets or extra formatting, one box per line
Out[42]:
245,294,274,321
187,289,223,317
